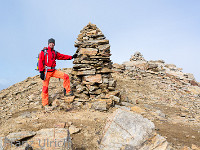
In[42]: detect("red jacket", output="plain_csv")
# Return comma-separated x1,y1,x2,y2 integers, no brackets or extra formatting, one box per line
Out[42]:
39,46,72,72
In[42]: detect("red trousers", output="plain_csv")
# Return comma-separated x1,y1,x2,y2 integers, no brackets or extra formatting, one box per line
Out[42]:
41,70,70,106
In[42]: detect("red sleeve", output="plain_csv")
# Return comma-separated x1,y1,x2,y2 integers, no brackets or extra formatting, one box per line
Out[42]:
56,52,72,60
38,51,45,72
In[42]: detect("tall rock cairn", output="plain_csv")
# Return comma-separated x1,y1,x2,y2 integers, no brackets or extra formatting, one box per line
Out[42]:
71,23,119,110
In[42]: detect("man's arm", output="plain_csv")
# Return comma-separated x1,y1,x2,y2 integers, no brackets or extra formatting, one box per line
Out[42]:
56,52,72,60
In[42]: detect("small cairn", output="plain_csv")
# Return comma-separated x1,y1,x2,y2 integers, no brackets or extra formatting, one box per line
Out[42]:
130,51,146,61
70,22,120,111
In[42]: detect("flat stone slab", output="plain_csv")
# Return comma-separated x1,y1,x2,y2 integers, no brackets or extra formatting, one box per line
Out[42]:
79,48,98,56
27,128,72,150
6,131,36,143
83,74,102,83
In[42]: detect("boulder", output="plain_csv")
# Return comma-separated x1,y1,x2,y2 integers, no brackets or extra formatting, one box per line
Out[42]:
99,109,171,150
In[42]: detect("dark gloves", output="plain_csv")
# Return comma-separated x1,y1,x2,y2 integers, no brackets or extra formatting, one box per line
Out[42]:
40,71,45,80
72,54,77,59
43,47,48,50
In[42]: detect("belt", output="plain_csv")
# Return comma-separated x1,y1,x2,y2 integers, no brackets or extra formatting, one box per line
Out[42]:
45,67,55,69
44,66,56,80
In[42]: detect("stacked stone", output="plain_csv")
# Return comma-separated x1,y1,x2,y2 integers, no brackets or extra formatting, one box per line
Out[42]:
130,51,146,61
71,23,119,110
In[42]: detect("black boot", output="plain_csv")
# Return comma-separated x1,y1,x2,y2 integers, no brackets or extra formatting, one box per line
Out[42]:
64,88,66,96
70,90,74,96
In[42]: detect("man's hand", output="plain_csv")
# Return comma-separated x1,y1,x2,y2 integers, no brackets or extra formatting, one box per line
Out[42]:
40,71,45,80
72,54,77,59
43,47,48,50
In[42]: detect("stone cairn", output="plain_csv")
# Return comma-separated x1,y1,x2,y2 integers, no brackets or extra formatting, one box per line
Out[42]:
70,22,120,111
130,51,146,61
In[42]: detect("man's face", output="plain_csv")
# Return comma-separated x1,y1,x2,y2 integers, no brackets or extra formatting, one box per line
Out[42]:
48,42,55,49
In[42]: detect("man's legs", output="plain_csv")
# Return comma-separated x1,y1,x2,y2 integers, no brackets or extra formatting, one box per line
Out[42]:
41,72,52,106
52,70,71,94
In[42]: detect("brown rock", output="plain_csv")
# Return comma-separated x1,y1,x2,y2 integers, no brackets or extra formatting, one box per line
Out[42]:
107,91,120,97
74,98,90,102
191,144,199,150
83,74,102,83
89,89,102,95
86,30,97,36
73,64,91,69
52,99,60,107
86,85,98,91
180,146,192,150
54,122,67,128
108,79,116,87
81,60,98,64
190,80,199,86
75,93,89,99
99,68,113,73
76,69,96,75
91,99,107,111
85,39,109,45
64,96,75,103
112,63,125,70
106,99,113,107
69,125,81,134
98,44,110,51
79,48,98,56
82,81,95,85
131,106,145,113
90,56,110,59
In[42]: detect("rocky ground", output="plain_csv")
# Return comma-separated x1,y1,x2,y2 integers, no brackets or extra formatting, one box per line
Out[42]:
111,52,200,149
113,72,200,149
0,61,200,149
1,23,199,149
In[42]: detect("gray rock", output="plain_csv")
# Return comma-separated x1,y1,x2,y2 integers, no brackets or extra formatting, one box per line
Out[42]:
114,105,131,111
91,100,107,111
121,102,134,107
100,109,155,149
0,137,4,150
6,131,36,143
155,110,166,118
110,95,120,103
100,109,171,150
69,125,81,134
108,79,116,87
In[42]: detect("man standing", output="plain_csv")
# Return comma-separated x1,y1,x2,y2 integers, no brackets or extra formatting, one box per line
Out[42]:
38,38,77,107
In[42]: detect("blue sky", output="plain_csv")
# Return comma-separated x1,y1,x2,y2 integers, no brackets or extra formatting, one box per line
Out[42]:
0,0,200,91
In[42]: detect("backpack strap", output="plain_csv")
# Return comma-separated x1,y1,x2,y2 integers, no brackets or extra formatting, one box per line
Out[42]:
42,49,48,57
41,49,48,69
54,50,58,56
42,49,48,63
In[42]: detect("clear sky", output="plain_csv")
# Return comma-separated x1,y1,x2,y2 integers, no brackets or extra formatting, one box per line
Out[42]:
0,0,200,91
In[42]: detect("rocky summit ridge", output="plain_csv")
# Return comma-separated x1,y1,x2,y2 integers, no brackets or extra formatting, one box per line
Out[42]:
0,23,200,150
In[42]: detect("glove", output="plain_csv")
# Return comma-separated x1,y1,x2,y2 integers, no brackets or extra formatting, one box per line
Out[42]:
40,71,45,80
43,47,48,50
72,54,77,59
